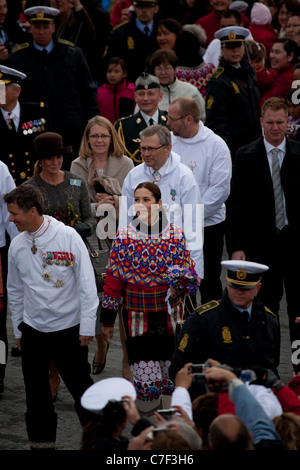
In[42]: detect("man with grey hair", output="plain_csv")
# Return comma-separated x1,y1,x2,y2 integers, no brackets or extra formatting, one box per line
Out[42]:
115,72,168,165
0,65,52,186
167,96,231,304
120,123,204,280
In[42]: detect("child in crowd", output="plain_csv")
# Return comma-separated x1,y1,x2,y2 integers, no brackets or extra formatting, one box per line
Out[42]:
96,57,135,124
246,40,277,98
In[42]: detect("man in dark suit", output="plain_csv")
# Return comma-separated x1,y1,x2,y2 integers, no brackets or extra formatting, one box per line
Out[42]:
226,97,300,369
115,73,168,165
0,65,52,186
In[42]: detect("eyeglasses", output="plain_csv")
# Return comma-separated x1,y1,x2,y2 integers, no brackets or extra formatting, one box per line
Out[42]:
140,144,165,153
286,23,300,28
166,114,187,123
89,134,111,140
154,66,174,73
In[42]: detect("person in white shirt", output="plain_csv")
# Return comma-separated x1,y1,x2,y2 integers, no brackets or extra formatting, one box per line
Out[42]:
167,96,231,304
119,124,204,280
5,184,99,450
0,160,19,394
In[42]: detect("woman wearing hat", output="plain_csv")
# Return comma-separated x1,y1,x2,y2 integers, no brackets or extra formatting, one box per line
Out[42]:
25,132,95,239
25,131,96,401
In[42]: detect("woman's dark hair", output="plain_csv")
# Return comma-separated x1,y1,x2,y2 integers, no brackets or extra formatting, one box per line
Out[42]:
134,182,162,203
273,38,299,64
174,30,202,66
80,400,127,450
157,17,182,36
150,49,178,69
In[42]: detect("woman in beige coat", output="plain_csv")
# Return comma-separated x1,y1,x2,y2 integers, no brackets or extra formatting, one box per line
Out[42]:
71,115,134,377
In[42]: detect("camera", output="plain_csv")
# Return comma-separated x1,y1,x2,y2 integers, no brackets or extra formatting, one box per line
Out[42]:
157,409,175,420
189,364,210,384
189,363,210,374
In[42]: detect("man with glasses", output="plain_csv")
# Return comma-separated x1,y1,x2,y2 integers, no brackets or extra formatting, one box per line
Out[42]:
120,124,204,280
104,0,160,83
115,73,168,165
167,96,231,304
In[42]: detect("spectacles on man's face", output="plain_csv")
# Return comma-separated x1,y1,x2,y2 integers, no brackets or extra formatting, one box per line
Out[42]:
166,114,187,123
89,134,111,140
140,144,165,153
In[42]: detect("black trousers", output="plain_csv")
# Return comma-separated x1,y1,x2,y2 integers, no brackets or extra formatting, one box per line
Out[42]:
19,322,94,448
199,221,225,305
253,226,300,368
0,245,8,382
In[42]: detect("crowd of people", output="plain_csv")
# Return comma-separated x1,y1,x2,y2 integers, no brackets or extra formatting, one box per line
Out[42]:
1,0,300,452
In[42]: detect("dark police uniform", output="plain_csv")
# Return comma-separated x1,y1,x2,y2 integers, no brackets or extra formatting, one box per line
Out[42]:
115,109,168,165
0,101,52,186
169,259,280,398
8,39,98,165
205,27,261,160
169,291,280,397
104,15,159,83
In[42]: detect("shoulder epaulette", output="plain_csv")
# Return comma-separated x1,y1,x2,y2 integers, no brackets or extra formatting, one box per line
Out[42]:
211,67,224,79
264,306,277,319
12,42,30,54
195,300,219,315
120,114,133,121
113,20,128,31
58,38,74,47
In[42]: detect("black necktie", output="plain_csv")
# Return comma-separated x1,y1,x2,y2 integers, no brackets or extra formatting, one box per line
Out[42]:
7,113,16,132
144,26,150,36
149,118,154,126
242,310,249,323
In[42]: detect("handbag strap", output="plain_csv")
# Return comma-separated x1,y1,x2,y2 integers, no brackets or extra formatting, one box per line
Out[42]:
84,236,111,254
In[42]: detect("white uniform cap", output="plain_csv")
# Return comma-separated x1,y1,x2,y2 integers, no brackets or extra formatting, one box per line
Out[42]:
24,6,60,22
221,260,269,289
81,377,137,412
0,65,27,83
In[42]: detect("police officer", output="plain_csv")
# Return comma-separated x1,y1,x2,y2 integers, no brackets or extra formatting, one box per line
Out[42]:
169,260,280,398
0,65,53,185
7,6,98,167
205,26,261,160
104,0,160,83
115,73,168,165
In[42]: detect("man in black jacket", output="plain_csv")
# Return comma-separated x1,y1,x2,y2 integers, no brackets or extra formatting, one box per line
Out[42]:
205,26,261,160
8,6,98,167
104,0,160,83
0,65,53,185
226,97,300,366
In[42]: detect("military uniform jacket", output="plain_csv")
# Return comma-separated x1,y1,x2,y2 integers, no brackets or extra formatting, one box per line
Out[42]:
8,39,98,150
0,102,53,186
115,110,168,165
169,290,280,386
105,17,159,83
205,58,261,159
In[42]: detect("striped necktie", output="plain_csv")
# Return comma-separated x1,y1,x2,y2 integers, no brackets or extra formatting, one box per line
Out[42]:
271,148,285,230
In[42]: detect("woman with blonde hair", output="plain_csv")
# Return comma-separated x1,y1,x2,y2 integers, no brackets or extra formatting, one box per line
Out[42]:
71,115,134,377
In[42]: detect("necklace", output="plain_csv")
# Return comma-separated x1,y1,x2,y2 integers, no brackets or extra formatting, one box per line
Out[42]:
30,218,50,254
